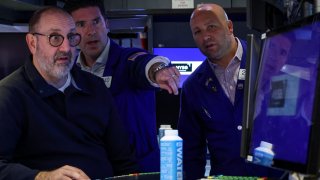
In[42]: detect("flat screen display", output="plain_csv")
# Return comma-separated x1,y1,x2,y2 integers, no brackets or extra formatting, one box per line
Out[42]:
153,47,206,87
245,13,320,174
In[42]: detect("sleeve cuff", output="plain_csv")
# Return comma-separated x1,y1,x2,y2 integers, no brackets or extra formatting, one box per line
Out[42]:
145,56,171,87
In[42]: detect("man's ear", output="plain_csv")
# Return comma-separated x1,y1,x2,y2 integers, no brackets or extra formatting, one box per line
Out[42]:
26,33,36,54
104,18,110,32
227,20,234,35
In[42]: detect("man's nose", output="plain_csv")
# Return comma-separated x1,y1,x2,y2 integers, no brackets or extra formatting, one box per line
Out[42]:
58,37,71,52
86,23,96,36
203,33,212,41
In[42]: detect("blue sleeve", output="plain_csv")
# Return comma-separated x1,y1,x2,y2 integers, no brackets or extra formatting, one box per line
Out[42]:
0,87,39,180
178,83,207,180
122,47,158,89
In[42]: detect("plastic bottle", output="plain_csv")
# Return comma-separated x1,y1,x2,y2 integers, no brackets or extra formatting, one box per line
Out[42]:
158,125,172,144
160,129,183,180
253,141,275,167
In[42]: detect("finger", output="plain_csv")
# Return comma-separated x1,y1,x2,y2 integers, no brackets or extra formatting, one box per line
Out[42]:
171,73,180,84
170,66,181,76
155,67,179,95
64,171,88,180
63,170,89,180
159,84,173,94
167,76,179,95
169,77,179,94
171,81,179,95
61,165,90,179
164,73,179,95
167,67,180,84
166,67,179,76
168,72,180,93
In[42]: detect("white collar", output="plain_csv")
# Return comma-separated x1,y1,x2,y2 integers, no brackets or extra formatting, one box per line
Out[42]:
58,73,72,92
76,39,110,68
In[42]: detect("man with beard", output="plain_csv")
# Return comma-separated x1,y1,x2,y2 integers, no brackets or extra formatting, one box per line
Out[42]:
178,3,285,179
63,0,180,173
0,6,138,180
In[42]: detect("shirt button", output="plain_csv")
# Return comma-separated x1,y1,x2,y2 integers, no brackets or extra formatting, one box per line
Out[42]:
237,125,242,131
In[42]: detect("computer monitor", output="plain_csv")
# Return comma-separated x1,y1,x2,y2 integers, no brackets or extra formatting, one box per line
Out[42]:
241,33,262,158
153,47,206,88
241,13,320,175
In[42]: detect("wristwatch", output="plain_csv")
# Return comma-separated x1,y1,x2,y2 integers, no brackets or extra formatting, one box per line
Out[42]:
151,62,170,82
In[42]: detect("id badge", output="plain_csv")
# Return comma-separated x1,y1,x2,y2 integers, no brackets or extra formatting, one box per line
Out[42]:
102,76,112,88
238,69,246,80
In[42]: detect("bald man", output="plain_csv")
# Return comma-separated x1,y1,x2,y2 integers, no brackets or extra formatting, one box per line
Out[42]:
178,4,284,179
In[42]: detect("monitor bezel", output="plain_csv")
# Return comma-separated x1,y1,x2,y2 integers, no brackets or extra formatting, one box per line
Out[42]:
241,33,262,158
242,13,320,175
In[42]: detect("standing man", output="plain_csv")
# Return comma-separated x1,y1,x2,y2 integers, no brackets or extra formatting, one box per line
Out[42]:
178,3,284,179
0,6,138,180
63,0,180,172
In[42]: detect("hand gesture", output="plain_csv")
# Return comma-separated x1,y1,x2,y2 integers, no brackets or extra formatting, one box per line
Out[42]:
35,165,90,180
154,65,180,95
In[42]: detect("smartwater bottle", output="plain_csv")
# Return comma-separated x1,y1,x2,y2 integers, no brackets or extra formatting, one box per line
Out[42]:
253,141,275,167
160,129,183,180
158,124,172,144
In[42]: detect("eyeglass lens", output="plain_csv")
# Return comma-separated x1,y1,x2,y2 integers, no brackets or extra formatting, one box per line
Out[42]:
49,35,64,47
67,34,81,47
49,34,81,47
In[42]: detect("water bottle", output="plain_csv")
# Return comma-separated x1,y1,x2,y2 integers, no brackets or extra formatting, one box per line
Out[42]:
253,141,275,167
158,124,172,144
160,129,183,180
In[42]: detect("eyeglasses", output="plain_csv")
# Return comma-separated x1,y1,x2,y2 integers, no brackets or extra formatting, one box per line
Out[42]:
32,32,81,47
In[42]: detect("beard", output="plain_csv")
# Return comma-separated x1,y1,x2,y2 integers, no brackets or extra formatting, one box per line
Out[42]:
203,34,232,61
35,46,74,80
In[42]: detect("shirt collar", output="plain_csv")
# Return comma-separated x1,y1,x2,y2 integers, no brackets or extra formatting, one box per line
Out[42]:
234,37,243,62
76,39,110,68
25,58,84,97
58,72,71,92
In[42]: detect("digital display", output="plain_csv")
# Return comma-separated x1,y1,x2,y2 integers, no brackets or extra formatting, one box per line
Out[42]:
153,47,206,87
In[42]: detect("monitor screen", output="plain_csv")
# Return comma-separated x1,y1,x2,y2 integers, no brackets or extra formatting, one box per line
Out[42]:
242,13,320,174
153,47,206,87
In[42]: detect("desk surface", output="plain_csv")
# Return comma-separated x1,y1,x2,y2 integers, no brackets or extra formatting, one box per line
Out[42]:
105,172,160,179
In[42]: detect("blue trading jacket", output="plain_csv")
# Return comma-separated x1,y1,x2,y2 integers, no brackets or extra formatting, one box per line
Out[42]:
178,40,284,180
101,40,160,172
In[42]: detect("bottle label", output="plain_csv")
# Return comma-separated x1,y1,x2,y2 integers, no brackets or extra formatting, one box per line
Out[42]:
160,140,183,180
253,149,274,167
